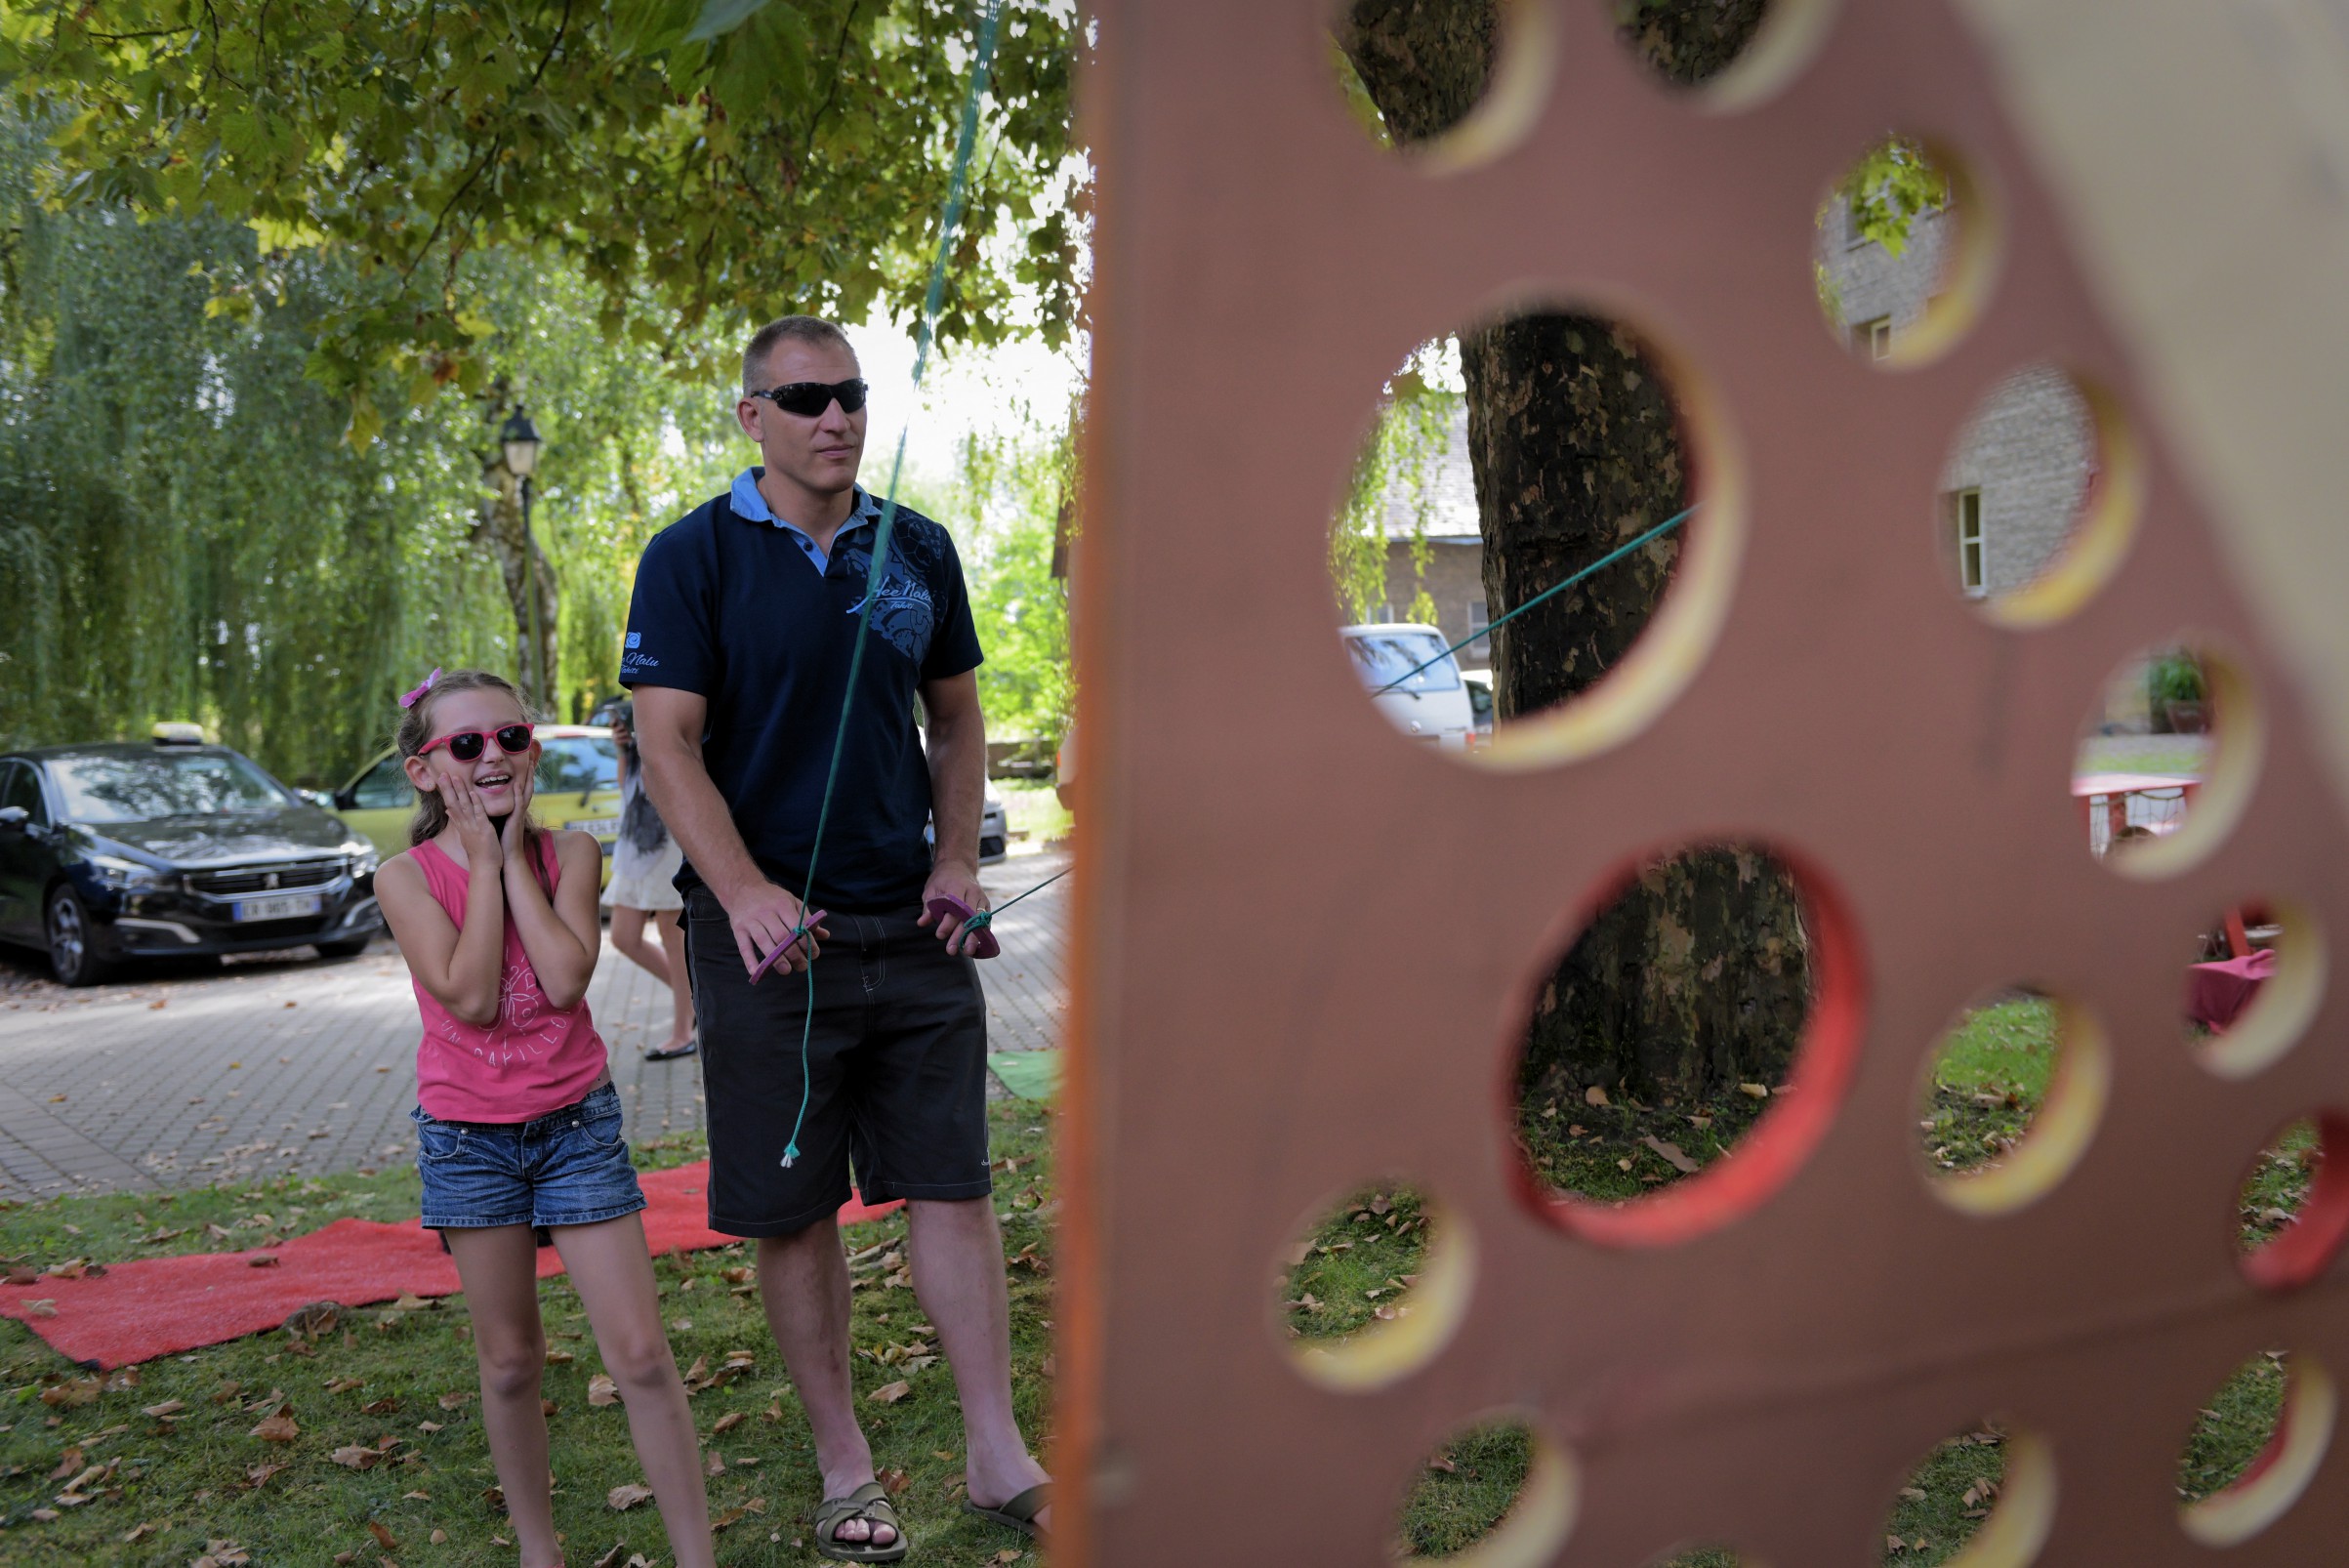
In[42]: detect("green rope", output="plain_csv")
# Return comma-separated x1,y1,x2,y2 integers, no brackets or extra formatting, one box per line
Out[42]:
957,865,1068,934
778,0,1005,1170
1372,502,1702,696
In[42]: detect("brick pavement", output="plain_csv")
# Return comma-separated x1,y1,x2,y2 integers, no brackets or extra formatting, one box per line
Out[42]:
0,849,1071,1199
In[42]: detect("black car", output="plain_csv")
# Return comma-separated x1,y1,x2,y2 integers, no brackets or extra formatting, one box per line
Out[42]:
0,734,385,985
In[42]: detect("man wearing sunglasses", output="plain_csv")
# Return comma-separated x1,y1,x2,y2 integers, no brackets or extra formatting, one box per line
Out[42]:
622,314,1049,1555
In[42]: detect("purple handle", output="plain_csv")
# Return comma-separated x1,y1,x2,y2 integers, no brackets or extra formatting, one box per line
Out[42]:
927,894,999,959
748,909,828,985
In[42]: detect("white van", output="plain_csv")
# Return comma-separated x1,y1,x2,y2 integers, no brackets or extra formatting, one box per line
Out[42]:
1341,623,1475,750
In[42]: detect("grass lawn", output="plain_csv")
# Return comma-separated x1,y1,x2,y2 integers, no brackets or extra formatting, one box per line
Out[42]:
1285,998,2300,1565
0,1106,1055,1566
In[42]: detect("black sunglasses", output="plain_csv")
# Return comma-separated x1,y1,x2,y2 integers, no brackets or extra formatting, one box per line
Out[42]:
749,378,869,417
421,723,535,763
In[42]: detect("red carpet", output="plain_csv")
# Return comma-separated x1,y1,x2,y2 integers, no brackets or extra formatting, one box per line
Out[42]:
0,1162,900,1371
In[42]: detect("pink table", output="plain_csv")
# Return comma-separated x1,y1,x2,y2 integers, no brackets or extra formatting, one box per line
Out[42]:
2188,949,2276,1032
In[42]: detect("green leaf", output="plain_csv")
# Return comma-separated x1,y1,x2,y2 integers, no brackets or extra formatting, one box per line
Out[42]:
686,0,772,43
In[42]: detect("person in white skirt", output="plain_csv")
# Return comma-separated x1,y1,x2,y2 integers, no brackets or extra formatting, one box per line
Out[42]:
603,702,698,1059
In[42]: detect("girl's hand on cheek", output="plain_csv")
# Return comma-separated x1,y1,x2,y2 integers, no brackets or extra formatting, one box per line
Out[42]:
500,764,536,862
446,777,502,865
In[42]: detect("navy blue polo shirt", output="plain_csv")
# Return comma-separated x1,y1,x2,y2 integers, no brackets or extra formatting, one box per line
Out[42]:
619,474,983,913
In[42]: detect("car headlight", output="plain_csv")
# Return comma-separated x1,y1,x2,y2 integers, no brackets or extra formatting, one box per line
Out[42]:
346,845,380,878
89,853,174,891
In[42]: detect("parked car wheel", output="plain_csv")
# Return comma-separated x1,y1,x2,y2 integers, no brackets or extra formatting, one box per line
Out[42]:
314,935,372,960
46,886,113,987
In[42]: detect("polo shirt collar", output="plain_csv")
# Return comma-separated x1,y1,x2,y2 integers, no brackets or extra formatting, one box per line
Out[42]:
728,469,882,573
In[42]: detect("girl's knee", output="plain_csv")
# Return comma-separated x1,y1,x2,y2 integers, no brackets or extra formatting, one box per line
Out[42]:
603,1333,679,1391
475,1337,547,1399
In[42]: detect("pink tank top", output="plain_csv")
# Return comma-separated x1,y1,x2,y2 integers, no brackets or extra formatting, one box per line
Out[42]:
407,837,609,1122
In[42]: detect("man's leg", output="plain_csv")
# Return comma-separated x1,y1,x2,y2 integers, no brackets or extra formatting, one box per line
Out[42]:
757,1220,895,1547
906,1196,1051,1527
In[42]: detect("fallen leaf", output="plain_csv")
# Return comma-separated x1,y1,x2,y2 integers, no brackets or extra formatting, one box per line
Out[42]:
142,1399,186,1419
711,1506,747,1530
248,1255,281,1268
436,1390,474,1410
249,1413,300,1442
325,1377,366,1394
431,1530,447,1546
592,1544,630,1568
868,1380,911,1404
333,1446,384,1470
1584,1085,1610,1107
122,1521,160,1542
713,1411,746,1434
417,1421,443,1434
706,1449,724,1476
879,1466,911,1497
361,1397,399,1415
1740,1082,1770,1100
608,1481,655,1510
544,1349,573,1365
1616,1157,1634,1172
244,1463,288,1488
588,1374,620,1407
24,1299,58,1319
1900,1486,1927,1501
1640,1135,1702,1176
367,1519,399,1549
29,1507,59,1522
540,1399,557,1416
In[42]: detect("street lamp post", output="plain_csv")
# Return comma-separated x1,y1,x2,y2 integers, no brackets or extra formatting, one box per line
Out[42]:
499,406,546,708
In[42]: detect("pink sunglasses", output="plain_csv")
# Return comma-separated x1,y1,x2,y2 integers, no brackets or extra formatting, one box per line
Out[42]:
419,723,536,763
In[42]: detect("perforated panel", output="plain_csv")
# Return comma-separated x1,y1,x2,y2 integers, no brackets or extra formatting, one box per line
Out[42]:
1056,2,2349,1562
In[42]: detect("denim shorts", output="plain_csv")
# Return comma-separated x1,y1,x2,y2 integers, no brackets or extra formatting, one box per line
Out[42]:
411,1083,647,1230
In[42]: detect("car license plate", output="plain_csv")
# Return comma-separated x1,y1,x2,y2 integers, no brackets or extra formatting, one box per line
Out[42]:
232,893,323,923
572,817,620,837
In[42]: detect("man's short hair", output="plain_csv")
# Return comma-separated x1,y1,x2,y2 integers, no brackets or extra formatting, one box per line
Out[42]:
742,315,855,392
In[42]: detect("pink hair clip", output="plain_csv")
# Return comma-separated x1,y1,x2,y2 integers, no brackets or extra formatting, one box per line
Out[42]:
398,668,443,709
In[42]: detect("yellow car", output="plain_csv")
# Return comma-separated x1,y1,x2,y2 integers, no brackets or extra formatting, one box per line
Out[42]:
328,724,623,887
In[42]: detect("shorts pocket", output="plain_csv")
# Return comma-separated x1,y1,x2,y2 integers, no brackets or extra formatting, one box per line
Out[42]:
410,1108,469,1165
581,1099,628,1151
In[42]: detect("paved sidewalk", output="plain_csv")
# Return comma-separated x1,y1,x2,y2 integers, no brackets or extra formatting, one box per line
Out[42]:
0,849,1071,1199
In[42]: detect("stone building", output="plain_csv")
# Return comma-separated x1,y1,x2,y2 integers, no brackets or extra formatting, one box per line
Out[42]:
1817,196,2097,603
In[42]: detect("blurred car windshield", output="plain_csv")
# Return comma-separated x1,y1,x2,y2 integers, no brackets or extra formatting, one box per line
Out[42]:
1345,630,1461,692
53,752,291,823
536,735,618,794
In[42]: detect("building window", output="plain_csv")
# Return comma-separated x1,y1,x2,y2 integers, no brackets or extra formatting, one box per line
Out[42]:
1468,602,1490,656
1954,488,1986,597
1856,315,1893,360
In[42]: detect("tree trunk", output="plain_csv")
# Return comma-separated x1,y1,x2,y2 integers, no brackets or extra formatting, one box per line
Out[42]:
1340,0,1807,1102
473,380,557,712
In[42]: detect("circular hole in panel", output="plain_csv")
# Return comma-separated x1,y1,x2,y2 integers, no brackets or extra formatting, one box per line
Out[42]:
1938,367,2141,628
1392,1414,1577,1566
1278,1182,1472,1392
1916,990,2108,1216
1330,0,1559,174
2184,900,2324,1079
1511,842,1861,1249
2075,641,2263,882
1612,0,1840,111
1332,313,1742,771
2177,1352,2337,1547
1814,136,1998,371
2235,1113,2349,1293
1879,1421,2055,1568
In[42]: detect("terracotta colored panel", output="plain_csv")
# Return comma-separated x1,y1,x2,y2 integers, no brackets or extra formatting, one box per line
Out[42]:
1060,3,2349,1562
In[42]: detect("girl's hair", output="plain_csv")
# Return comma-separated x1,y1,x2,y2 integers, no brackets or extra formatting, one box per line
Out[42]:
394,671,548,884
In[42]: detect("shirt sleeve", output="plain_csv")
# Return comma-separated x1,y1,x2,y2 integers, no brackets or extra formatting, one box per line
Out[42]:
619,514,716,694
921,526,985,682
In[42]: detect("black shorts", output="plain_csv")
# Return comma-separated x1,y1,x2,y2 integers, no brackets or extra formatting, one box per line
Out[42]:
684,887,993,1235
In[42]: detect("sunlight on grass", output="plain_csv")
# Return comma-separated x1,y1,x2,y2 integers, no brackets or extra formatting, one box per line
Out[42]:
995,778,1071,849
0,1106,1057,1566
1918,995,2058,1175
